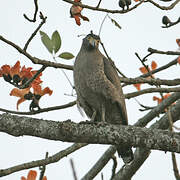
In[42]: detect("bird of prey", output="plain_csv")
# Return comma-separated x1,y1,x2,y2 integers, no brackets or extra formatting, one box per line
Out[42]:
73,32,133,164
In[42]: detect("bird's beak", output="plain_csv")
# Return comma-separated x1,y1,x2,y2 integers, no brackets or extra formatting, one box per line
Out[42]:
89,38,100,48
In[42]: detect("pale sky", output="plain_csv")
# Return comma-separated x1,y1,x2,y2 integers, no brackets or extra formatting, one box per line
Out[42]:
0,0,180,179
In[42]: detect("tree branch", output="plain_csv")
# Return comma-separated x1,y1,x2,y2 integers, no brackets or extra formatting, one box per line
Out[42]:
125,86,180,99
0,101,76,115
23,0,39,22
62,0,144,14
0,143,87,177
139,58,178,78
113,97,180,179
145,0,180,10
148,47,180,55
82,92,180,179
121,77,180,86
81,146,116,180
0,35,73,70
0,113,180,153
24,12,47,51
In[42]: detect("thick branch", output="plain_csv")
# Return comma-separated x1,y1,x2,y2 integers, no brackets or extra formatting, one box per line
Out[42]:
0,113,180,153
82,92,180,179
113,98,180,179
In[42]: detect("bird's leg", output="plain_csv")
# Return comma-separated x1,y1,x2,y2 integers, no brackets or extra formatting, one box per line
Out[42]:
79,108,97,124
91,109,97,122
96,104,108,126
101,104,105,122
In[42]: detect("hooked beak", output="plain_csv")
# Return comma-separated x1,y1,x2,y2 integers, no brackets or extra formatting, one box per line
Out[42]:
89,38,100,48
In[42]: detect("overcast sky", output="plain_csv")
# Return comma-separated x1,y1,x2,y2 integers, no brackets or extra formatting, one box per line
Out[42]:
0,0,180,179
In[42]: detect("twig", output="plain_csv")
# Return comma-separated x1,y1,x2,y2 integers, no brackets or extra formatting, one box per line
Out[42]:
98,14,108,36
96,0,103,8
125,87,180,99
24,12,47,51
62,0,144,14
110,155,117,180
81,146,116,180
0,101,76,115
0,143,87,177
23,0,39,22
148,47,180,56
167,108,180,180
142,52,153,62
171,153,180,180
162,17,180,28
145,0,180,10
39,152,48,180
134,98,155,111
20,65,47,89
140,58,178,78
70,159,78,180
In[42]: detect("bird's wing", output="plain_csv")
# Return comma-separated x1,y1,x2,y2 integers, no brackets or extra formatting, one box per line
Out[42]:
103,56,128,125
86,53,128,124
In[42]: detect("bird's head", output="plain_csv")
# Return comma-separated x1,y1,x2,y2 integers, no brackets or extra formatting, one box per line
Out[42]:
82,32,100,51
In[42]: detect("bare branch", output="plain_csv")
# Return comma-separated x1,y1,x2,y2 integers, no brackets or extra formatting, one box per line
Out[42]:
39,152,48,180
24,12,47,51
0,143,87,177
125,86,180,99
110,155,117,180
172,153,180,180
145,0,180,10
20,65,47,89
121,77,180,86
140,58,178,78
70,159,78,180
23,0,39,22
148,47,180,56
0,101,76,115
81,146,116,180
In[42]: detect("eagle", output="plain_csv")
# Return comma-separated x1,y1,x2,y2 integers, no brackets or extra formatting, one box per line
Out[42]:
73,32,133,163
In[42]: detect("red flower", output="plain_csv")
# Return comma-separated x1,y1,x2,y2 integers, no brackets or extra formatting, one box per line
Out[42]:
21,170,47,180
134,61,157,91
70,0,89,26
153,93,171,104
10,87,31,110
176,39,180,47
177,56,180,65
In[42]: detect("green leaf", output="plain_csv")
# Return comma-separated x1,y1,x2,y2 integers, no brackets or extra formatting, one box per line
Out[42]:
58,52,74,60
51,30,61,53
40,31,53,54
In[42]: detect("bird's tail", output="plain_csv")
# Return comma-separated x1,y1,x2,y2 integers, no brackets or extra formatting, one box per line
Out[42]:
116,145,134,164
